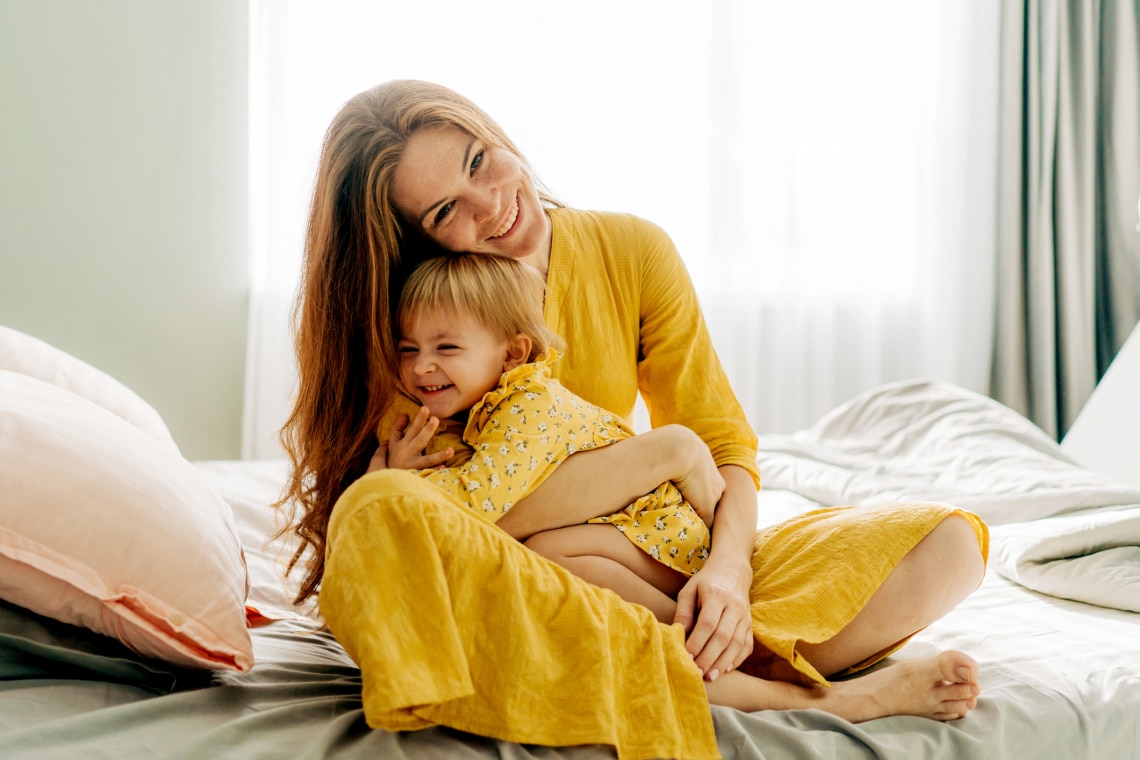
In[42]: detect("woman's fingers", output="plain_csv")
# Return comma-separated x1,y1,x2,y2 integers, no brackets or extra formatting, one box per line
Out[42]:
674,581,698,636
706,612,754,678
676,574,752,680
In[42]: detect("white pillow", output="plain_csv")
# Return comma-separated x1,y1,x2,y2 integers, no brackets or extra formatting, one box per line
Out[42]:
0,325,179,455
0,371,253,671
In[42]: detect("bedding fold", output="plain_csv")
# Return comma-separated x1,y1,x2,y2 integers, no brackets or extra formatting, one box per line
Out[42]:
991,505,1140,613
756,380,1140,526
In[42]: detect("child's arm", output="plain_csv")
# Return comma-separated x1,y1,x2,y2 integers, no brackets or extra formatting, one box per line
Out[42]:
497,424,724,540
377,389,572,523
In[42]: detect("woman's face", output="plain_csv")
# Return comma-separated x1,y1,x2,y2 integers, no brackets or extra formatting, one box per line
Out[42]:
391,126,552,269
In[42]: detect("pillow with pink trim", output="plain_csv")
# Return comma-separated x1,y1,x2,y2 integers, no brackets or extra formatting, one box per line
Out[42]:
0,370,253,671
0,324,179,455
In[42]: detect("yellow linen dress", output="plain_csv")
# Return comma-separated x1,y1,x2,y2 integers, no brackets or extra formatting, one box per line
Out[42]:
322,208,989,758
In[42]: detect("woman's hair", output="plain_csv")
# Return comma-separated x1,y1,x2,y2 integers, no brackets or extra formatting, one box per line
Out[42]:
397,254,564,363
277,80,559,605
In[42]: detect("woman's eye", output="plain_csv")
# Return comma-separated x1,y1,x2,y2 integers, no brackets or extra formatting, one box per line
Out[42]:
433,202,452,225
470,150,484,173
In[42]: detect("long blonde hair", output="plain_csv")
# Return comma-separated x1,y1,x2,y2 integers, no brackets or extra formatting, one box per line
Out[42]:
397,254,563,363
278,80,559,604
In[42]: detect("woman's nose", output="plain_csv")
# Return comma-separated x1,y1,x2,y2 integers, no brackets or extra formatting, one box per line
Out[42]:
472,185,501,225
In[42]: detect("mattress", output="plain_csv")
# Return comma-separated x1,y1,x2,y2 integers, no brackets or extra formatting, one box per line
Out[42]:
2,380,1139,759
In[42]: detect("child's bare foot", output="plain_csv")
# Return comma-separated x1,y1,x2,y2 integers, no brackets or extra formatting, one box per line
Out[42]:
819,650,981,722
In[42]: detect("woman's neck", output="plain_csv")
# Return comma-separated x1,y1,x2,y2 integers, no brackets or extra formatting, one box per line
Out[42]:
519,209,553,279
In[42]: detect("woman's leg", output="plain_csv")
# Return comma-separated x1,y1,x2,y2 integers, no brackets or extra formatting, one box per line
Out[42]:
524,524,688,623
529,513,986,683
706,650,981,721
325,473,984,740
702,515,985,721
770,514,986,679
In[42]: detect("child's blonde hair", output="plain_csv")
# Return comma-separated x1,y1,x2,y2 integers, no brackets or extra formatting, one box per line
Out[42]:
397,254,564,362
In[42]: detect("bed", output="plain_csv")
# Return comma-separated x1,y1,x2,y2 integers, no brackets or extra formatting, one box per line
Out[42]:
3,325,1140,759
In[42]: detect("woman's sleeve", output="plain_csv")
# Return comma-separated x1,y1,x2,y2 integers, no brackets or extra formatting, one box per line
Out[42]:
634,219,761,487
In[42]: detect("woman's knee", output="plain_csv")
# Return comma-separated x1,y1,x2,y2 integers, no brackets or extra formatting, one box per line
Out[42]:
344,469,467,523
912,514,986,592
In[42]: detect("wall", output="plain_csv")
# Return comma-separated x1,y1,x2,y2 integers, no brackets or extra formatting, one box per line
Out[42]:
0,0,249,459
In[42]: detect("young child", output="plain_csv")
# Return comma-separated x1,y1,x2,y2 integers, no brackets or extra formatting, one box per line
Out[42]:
379,253,719,621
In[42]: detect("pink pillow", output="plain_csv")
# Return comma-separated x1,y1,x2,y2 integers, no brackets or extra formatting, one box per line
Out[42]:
0,325,179,455
0,371,253,671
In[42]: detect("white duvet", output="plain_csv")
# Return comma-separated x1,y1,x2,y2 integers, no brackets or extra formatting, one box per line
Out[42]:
755,379,1140,613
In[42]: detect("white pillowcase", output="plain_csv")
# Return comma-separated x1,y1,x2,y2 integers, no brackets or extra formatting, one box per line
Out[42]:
0,325,179,455
0,371,253,671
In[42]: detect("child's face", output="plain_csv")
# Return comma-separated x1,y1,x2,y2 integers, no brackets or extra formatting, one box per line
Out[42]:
398,307,513,419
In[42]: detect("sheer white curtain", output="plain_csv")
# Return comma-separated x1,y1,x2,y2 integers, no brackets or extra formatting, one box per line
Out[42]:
245,0,1001,459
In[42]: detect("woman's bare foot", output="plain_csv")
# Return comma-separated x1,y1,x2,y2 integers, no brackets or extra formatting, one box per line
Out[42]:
819,650,981,722
705,650,981,722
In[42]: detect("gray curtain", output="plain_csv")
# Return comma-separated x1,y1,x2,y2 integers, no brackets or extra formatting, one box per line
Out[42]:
992,0,1140,440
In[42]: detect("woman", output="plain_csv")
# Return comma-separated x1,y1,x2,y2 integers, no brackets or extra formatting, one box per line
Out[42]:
279,79,987,758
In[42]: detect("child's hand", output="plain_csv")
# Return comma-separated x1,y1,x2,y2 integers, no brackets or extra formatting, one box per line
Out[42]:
669,427,724,527
690,494,718,528
387,406,454,470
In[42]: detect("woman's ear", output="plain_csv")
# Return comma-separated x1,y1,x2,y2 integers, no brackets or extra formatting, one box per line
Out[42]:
503,334,533,371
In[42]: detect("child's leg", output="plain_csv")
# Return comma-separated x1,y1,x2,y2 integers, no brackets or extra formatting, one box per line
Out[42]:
524,524,688,623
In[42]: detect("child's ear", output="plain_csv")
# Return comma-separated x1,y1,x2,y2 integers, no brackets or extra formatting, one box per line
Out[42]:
503,334,532,371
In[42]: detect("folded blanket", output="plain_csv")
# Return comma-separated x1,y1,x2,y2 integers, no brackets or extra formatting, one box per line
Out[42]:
991,505,1140,613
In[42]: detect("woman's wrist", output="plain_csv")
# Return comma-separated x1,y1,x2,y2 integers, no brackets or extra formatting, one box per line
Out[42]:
708,466,759,565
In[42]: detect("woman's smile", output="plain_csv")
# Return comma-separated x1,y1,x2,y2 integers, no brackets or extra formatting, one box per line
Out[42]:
489,193,520,239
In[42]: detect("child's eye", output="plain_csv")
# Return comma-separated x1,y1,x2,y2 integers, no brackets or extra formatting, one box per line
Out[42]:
437,344,459,352
398,345,418,355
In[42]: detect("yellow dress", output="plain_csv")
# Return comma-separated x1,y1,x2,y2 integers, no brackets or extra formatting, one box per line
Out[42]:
325,209,990,758
321,471,719,760
406,351,711,577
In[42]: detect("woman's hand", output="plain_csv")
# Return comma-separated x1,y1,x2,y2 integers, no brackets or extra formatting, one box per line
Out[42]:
382,407,454,471
674,465,758,681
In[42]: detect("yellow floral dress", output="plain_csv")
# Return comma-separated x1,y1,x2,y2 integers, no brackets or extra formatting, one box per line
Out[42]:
408,351,711,577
